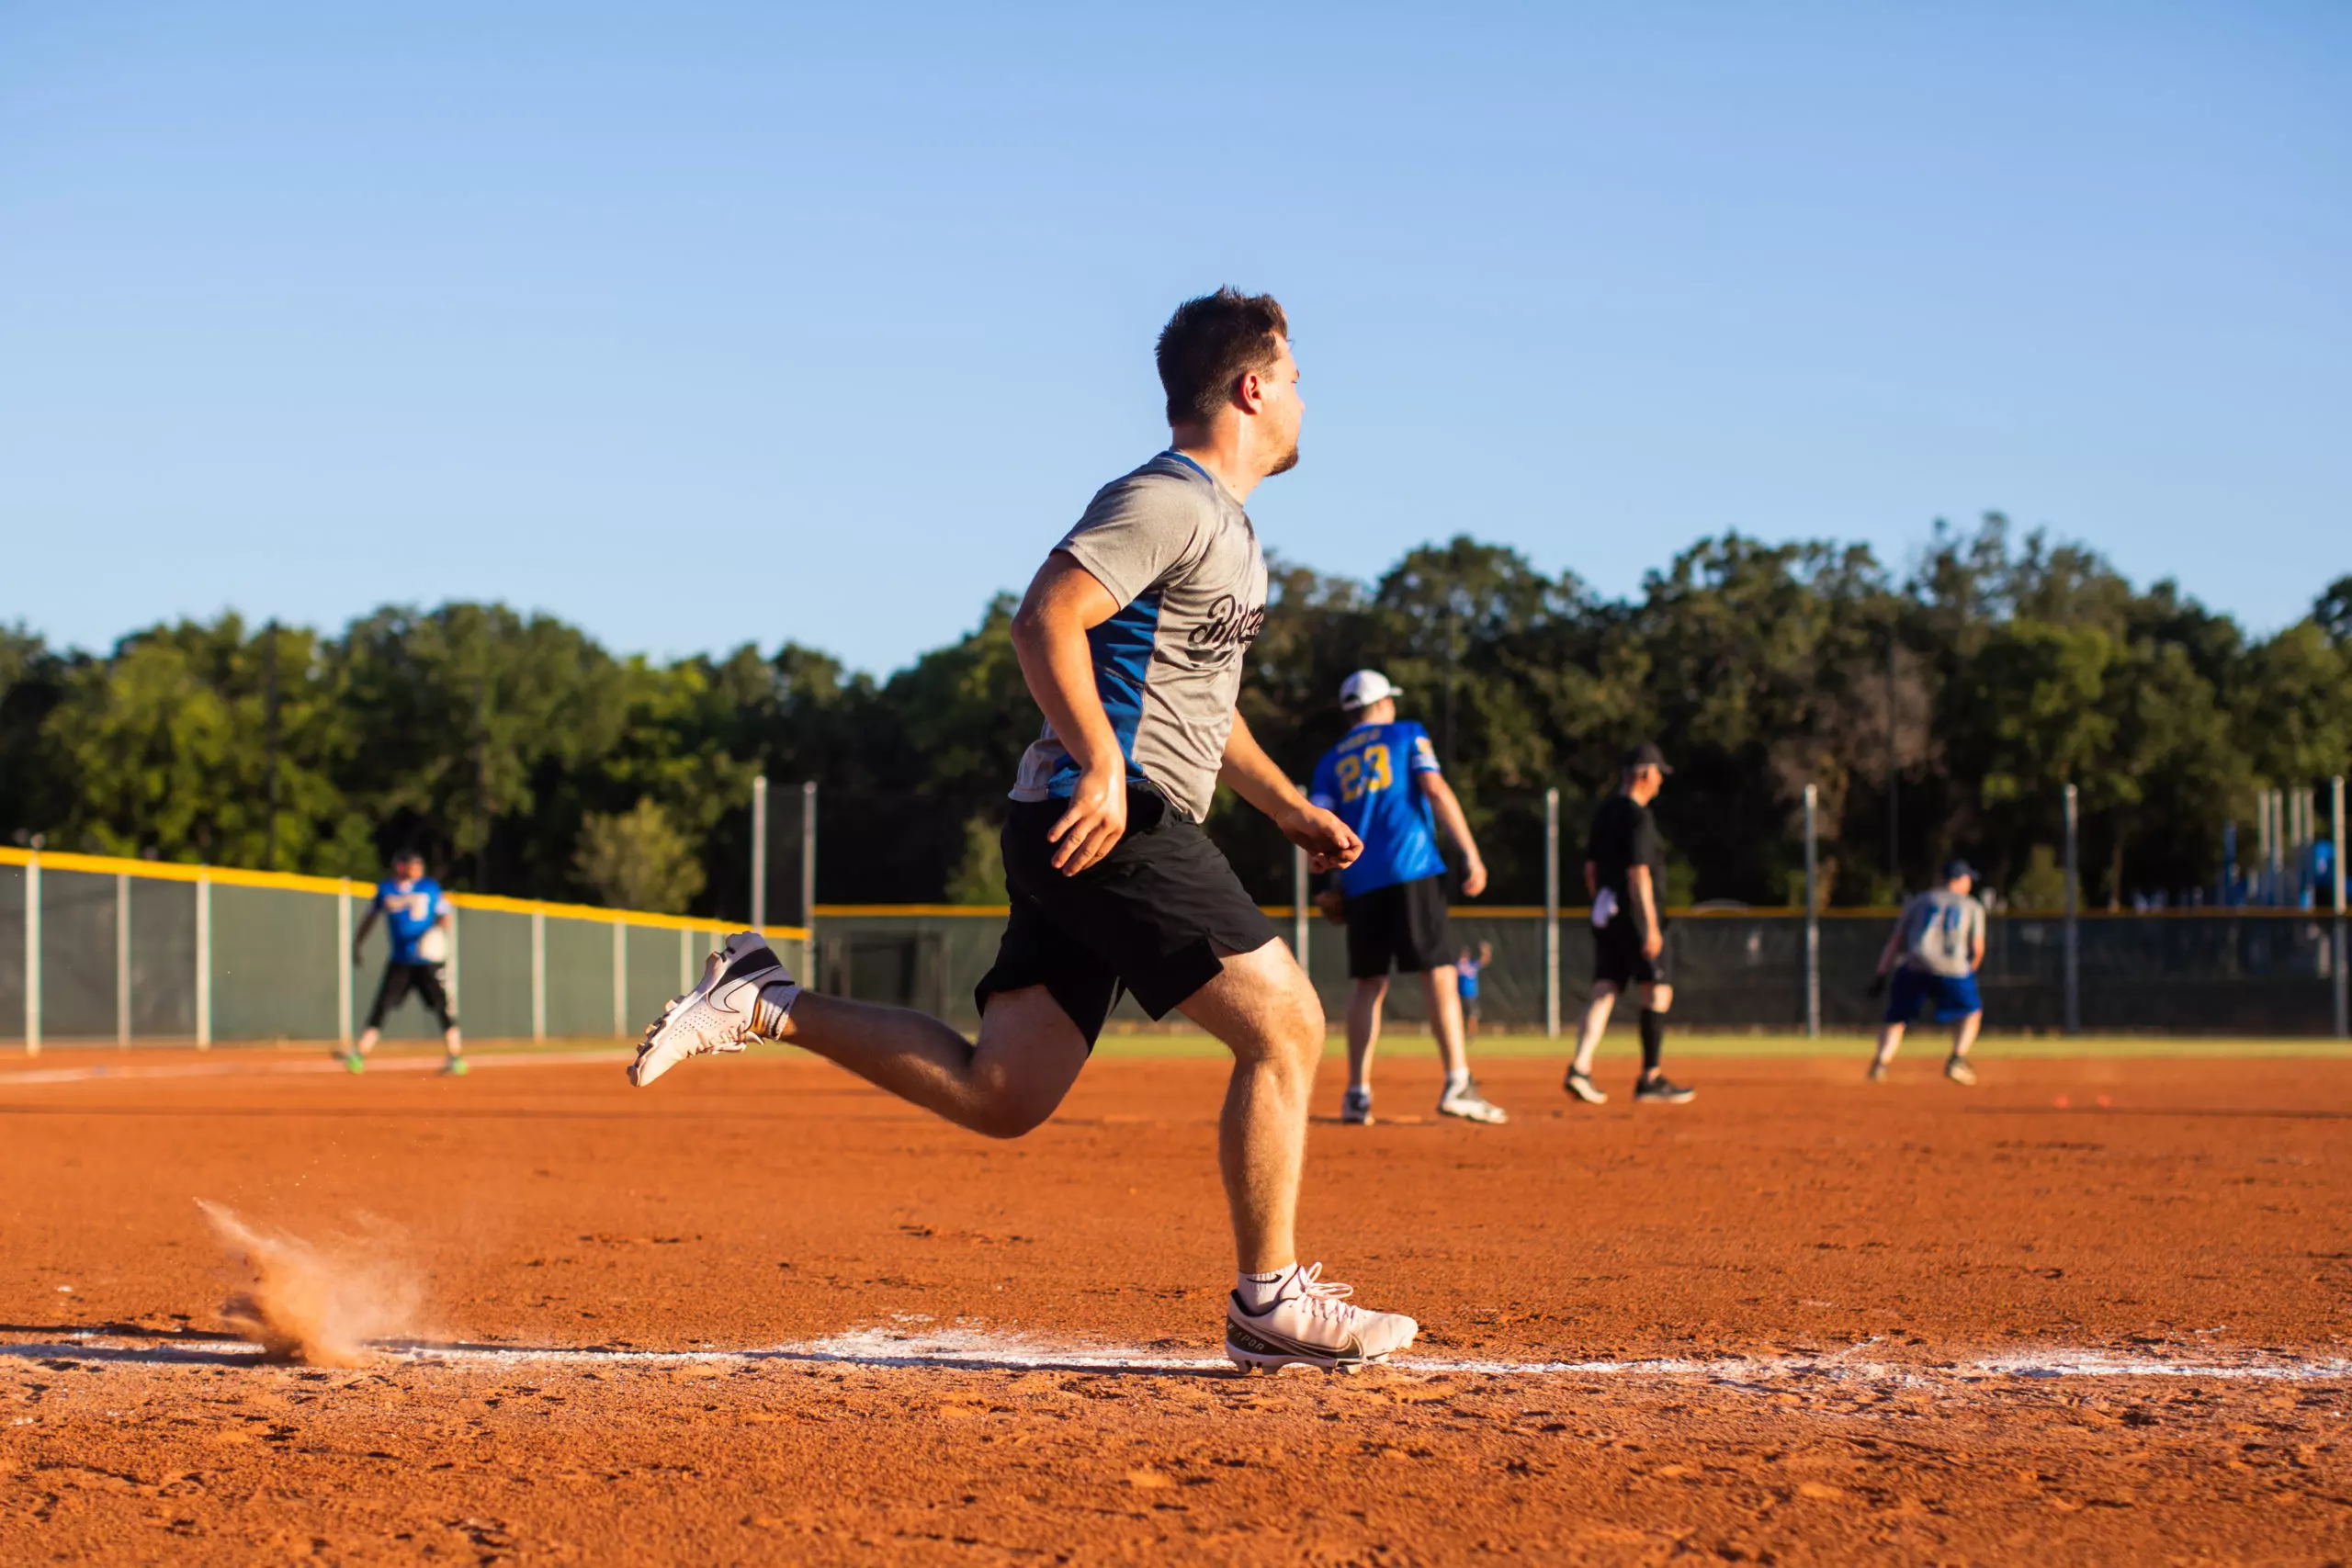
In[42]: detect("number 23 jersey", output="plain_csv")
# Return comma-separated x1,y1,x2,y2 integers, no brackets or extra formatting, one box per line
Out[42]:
1308,720,1447,897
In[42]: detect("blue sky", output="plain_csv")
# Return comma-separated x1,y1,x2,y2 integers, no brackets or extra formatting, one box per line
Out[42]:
3,3,2345,674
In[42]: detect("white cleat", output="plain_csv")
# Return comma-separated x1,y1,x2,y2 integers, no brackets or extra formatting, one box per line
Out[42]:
1437,1077,1508,1124
628,931,798,1088
1225,1263,1419,1374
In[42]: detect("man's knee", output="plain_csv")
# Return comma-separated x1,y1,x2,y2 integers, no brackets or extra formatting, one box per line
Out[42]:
1642,983,1674,1011
970,1095,1055,1140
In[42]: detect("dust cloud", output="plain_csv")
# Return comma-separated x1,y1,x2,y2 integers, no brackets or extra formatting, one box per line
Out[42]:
198,1200,423,1367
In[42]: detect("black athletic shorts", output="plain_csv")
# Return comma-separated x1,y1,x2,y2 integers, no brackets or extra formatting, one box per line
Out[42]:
368,962,456,1030
976,784,1281,1046
1592,916,1669,990
1344,874,1453,979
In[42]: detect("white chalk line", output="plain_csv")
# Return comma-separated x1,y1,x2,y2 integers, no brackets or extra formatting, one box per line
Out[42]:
5,1327,2346,1385
0,1049,631,1086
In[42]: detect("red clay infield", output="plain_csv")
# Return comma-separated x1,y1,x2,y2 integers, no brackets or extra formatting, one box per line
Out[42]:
2,1046,2347,1563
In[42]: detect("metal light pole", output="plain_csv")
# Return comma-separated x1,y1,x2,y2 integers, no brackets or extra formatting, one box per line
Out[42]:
749,775,768,928
800,780,820,985
2334,774,2346,1040
1544,787,1561,1039
1804,783,1820,1038
2063,783,2081,1035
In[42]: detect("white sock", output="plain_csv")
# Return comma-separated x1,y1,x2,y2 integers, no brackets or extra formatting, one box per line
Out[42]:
1235,1266,1295,1313
1444,1069,1470,1095
751,977,801,1038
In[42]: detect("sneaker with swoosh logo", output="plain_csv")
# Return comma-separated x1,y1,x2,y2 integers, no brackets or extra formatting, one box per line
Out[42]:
1225,1263,1418,1373
628,932,799,1088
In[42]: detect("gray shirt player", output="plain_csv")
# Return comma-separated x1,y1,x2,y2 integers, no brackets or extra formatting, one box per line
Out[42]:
1011,451,1268,823
1894,888,1986,978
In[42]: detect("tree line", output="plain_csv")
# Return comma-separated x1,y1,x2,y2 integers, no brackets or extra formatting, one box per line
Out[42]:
2,514,2346,915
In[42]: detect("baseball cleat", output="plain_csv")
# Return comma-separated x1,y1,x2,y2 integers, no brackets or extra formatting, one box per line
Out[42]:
340,1050,366,1075
440,1055,469,1077
628,931,799,1088
1340,1085,1374,1125
1437,1078,1508,1123
1564,1068,1607,1104
1633,1074,1696,1104
1867,1059,1890,1083
1225,1264,1418,1374
1944,1055,1978,1087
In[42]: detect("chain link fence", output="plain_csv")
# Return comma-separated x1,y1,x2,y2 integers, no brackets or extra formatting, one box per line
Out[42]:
0,850,808,1050
805,905,2346,1038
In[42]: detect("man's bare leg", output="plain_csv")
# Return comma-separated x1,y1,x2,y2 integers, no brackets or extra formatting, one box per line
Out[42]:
1344,976,1386,1093
1872,1020,1906,1070
775,986,1091,1140
1570,981,1619,1077
1951,1010,1981,1058
1177,939,1326,1273
1419,964,1468,1079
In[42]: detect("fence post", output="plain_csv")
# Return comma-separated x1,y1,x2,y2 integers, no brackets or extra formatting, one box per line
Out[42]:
1544,786,1561,1039
23,852,39,1057
2063,783,2080,1035
1804,783,1820,1038
680,926,693,995
117,872,131,1049
612,920,627,1039
530,908,547,1043
195,869,212,1049
2334,774,2346,1040
1291,834,1309,975
750,774,768,929
336,880,353,1048
801,780,820,987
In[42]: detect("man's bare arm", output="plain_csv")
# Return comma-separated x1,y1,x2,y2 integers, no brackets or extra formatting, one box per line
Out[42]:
1220,711,1361,873
1009,553,1128,875
1418,771,1487,898
352,906,378,961
1629,864,1663,957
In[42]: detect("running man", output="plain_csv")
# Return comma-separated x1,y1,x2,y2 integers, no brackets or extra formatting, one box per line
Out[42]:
1456,942,1492,1039
1308,670,1504,1126
345,849,466,1076
1868,859,1987,1085
1564,743,1694,1105
628,290,1420,1372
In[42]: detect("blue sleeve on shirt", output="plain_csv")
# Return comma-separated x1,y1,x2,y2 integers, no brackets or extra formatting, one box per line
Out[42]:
1308,748,1339,810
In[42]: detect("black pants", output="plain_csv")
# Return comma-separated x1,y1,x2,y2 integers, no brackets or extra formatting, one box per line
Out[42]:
368,963,456,1031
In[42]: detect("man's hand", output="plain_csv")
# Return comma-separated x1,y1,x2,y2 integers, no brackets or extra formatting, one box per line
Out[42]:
1641,926,1664,962
1460,855,1488,899
1048,761,1128,875
1278,800,1362,874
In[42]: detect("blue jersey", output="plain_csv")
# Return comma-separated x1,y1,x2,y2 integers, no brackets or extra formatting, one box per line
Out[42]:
1455,955,1482,998
373,877,448,965
1308,720,1448,897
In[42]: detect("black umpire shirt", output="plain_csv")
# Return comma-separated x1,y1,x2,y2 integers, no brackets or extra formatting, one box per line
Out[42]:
1588,793,1667,929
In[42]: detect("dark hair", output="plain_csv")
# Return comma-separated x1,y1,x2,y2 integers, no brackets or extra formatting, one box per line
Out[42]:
1156,288,1289,427
391,846,424,865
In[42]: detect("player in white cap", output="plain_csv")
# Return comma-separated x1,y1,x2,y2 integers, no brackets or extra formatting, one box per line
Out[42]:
1308,670,1505,1125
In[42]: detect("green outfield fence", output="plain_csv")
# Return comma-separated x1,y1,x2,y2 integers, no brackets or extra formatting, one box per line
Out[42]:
6,855,2346,1051
808,903,2351,1039
0,848,808,1053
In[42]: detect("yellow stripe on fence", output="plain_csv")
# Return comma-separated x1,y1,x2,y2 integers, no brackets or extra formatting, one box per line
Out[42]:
0,846,808,942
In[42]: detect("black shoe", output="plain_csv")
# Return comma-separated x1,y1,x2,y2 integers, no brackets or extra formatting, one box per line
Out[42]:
1633,1075,1695,1105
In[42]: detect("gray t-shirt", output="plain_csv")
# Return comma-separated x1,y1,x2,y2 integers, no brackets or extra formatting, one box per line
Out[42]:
1010,451,1268,823
1895,888,1985,978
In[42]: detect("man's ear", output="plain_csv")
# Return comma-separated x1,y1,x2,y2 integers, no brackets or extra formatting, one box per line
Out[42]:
1234,367,1265,414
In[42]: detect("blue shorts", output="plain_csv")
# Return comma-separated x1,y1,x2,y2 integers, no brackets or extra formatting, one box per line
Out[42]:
1886,967,1982,1024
